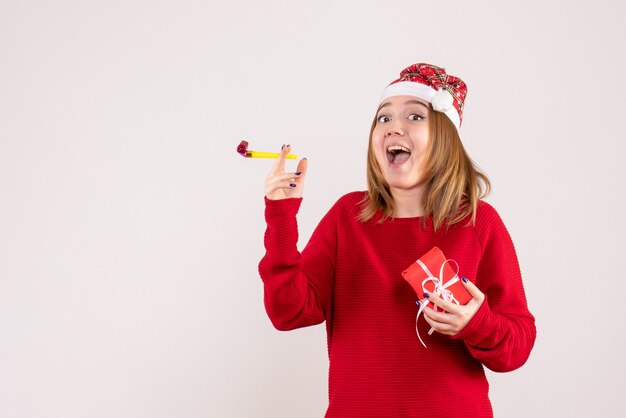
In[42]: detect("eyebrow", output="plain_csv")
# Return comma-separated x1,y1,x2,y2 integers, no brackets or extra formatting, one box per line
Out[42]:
377,99,429,113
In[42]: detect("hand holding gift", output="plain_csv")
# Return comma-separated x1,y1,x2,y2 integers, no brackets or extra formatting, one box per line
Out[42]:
402,246,485,347
421,277,484,337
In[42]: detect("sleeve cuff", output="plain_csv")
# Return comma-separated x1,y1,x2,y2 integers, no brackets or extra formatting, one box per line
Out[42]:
264,197,303,222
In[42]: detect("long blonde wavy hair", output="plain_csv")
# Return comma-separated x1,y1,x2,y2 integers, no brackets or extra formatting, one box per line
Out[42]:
358,105,491,231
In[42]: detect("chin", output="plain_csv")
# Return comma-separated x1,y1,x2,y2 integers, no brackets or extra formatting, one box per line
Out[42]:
385,176,425,192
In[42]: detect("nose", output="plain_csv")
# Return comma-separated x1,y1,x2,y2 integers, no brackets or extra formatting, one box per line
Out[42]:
385,120,405,137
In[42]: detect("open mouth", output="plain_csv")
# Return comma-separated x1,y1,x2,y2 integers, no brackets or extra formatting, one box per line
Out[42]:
386,145,411,165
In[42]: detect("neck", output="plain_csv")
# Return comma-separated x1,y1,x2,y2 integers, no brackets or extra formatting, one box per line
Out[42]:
390,185,426,218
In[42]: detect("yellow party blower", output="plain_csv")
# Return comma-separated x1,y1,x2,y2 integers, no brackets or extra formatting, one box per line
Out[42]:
237,140,297,160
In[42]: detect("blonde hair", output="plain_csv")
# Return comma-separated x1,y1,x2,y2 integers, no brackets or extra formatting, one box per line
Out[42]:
358,106,491,231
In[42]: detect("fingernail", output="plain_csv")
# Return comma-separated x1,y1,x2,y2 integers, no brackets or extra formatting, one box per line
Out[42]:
281,144,285,149
415,300,421,307
462,276,468,283
285,144,290,148
294,172,302,176
423,293,430,299
289,184,296,188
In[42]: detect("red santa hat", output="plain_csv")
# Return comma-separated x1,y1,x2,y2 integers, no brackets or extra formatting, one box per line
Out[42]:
380,63,467,130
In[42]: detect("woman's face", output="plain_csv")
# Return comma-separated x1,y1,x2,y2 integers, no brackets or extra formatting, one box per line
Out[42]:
371,95,430,194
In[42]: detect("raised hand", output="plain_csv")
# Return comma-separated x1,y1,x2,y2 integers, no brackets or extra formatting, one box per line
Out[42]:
264,145,308,200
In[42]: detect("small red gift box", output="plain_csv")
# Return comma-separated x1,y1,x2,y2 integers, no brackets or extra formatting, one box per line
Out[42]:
402,246,471,308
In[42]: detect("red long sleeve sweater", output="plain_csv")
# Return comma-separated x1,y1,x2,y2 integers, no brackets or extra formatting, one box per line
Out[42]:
259,191,536,418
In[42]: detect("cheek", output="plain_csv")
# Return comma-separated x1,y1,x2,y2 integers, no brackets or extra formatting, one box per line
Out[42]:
413,127,430,148
409,131,429,156
371,128,384,145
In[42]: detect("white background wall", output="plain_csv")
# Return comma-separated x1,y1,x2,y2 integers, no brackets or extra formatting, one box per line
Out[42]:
1,0,625,417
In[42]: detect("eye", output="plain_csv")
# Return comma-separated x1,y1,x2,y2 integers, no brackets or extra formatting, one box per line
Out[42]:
376,115,390,123
408,114,425,121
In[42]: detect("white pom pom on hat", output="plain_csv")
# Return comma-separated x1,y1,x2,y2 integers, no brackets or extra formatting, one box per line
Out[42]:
431,89,454,113
379,63,467,131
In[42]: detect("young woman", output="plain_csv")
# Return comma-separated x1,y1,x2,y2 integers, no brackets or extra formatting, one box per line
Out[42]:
259,63,536,418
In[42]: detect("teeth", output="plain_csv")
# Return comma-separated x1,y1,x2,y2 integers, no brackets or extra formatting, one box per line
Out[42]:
387,145,410,153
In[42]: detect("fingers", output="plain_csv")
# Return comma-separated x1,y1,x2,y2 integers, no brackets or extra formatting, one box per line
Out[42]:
273,172,303,182
421,280,485,336
422,305,463,336
267,169,304,189
264,145,308,200
423,307,457,335
423,292,460,315
271,144,291,175
264,172,301,198
461,277,485,304
422,305,449,324
421,298,457,329
424,277,485,314
296,157,308,179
